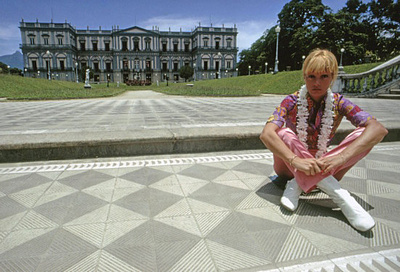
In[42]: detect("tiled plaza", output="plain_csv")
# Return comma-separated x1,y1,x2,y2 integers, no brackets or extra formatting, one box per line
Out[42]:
0,143,399,271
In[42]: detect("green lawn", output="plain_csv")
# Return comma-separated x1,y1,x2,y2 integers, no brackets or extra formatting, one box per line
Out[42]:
0,62,382,100
153,62,383,97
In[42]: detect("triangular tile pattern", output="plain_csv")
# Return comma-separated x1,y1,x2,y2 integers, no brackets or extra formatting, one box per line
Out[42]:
0,148,400,271
275,228,322,263
168,239,217,271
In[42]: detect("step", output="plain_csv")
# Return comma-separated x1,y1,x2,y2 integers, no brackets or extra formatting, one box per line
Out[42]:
390,88,400,95
377,93,400,99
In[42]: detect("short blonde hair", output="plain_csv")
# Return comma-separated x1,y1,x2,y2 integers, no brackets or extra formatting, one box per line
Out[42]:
302,49,338,82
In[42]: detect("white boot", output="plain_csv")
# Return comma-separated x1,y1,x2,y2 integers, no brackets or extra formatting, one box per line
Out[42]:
281,179,302,211
318,176,375,232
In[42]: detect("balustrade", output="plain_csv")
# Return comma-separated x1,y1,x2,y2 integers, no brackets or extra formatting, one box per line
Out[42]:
337,56,400,96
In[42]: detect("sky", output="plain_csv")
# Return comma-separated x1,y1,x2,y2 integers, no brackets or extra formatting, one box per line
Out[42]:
0,0,350,56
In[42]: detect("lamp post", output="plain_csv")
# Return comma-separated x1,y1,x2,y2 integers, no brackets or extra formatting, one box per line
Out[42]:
248,65,251,76
24,68,27,77
274,25,281,74
236,68,239,77
7,65,10,75
265,62,268,74
339,48,345,73
75,62,79,83
46,50,51,80
217,52,222,79
193,63,196,81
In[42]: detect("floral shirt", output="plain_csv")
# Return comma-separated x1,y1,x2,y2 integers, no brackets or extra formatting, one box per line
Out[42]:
267,91,374,150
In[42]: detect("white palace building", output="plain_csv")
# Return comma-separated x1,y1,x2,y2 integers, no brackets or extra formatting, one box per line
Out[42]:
19,19,238,83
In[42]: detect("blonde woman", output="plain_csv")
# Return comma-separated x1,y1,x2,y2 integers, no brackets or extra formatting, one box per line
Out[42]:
260,49,388,232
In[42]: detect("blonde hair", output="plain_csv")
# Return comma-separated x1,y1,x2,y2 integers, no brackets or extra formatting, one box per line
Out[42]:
302,49,338,82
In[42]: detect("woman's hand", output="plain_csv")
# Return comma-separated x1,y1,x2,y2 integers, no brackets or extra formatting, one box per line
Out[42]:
291,157,323,176
317,153,346,174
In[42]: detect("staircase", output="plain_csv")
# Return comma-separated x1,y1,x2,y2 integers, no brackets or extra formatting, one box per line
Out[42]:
335,55,400,98
376,84,400,99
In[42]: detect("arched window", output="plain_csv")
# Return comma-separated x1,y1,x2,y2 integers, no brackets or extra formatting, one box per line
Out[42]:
121,37,128,51
133,37,140,51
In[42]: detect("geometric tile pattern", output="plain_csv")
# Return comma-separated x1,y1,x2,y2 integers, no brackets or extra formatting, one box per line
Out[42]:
0,144,400,271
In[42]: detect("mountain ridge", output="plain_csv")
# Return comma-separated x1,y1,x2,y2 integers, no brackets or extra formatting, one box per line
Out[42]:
0,51,23,70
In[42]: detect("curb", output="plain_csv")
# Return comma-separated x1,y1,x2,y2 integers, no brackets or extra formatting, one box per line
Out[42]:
1,126,399,163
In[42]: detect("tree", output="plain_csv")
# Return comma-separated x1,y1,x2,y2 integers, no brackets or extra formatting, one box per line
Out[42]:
237,0,400,73
368,0,400,59
0,61,22,75
179,65,194,82
278,0,331,70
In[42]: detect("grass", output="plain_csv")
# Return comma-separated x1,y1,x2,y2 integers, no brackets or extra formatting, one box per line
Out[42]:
154,62,383,97
0,74,138,100
0,62,383,100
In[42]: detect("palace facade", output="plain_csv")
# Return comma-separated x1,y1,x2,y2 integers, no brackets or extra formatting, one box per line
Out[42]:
19,20,238,83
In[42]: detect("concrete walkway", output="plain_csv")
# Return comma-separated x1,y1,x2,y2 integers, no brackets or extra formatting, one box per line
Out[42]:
0,91,399,162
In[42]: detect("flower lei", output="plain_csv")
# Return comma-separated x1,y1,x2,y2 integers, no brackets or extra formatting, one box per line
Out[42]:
297,85,334,159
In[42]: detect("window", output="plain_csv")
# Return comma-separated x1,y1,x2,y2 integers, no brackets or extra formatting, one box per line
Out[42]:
227,61,231,69
173,62,178,71
184,43,189,52
162,43,167,52
215,41,220,50
44,38,49,45
122,40,128,51
80,41,86,51
32,60,37,71
203,39,208,47
173,43,178,52
105,42,110,51
58,37,63,45
227,40,232,48
60,60,65,70
106,62,111,72
93,62,99,71
92,42,98,51
145,39,151,50
134,59,140,70
146,60,151,70
123,60,128,70
134,40,139,51
162,62,168,71
203,60,208,71
30,37,35,45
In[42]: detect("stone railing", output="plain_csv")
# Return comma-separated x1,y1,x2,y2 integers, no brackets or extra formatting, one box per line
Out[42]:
336,55,400,97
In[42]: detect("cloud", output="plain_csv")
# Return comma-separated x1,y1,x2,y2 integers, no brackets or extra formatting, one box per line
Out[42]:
142,15,205,32
0,23,20,40
142,15,274,53
235,20,275,51
0,23,21,56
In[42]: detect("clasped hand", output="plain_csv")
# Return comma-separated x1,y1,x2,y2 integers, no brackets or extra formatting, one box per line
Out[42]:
291,154,345,176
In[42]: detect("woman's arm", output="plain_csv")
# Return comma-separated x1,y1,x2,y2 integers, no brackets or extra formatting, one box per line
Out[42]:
260,123,322,175
260,123,295,163
318,119,388,173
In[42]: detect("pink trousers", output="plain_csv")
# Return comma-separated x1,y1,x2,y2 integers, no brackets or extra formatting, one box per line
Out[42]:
274,127,371,193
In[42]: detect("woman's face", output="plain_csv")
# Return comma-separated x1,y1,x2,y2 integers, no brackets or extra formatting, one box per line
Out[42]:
304,71,333,102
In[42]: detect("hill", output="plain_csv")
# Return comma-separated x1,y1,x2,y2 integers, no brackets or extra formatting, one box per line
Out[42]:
0,51,23,69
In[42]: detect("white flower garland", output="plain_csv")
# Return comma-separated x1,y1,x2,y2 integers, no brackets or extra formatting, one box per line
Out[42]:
297,85,334,159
